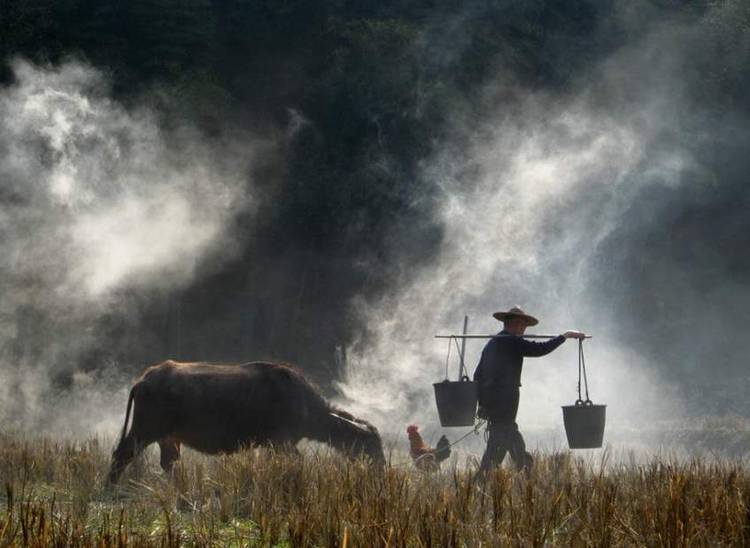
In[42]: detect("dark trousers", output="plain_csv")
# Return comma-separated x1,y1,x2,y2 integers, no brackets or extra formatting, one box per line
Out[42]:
478,388,533,473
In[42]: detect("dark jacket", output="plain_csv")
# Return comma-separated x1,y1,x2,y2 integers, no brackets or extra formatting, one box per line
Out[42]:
473,330,565,418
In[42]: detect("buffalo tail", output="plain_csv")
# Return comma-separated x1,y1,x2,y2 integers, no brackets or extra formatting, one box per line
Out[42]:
118,387,136,445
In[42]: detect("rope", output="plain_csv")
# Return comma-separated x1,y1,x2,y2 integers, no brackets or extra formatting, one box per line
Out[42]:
443,337,452,380
445,419,486,450
392,420,487,469
577,339,590,403
453,336,465,378
581,339,590,401
444,335,468,380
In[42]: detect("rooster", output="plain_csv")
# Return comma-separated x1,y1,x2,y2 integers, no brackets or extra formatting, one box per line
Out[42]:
406,424,451,471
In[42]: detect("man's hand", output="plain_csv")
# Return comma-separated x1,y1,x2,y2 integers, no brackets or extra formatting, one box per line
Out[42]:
562,330,587,339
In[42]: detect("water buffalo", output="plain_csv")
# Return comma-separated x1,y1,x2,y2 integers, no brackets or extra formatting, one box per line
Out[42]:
107,360,384,484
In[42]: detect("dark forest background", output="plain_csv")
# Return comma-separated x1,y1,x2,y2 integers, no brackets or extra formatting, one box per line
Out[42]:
1,0,749,396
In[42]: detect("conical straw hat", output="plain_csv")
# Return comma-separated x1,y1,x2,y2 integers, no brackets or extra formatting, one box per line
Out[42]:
492,306,539,326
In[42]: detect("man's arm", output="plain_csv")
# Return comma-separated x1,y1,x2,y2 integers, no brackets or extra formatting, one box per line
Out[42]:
517,330,587,357
516,335,566,357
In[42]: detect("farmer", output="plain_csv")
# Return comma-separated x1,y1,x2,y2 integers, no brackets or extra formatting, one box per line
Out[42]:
473,306,585,475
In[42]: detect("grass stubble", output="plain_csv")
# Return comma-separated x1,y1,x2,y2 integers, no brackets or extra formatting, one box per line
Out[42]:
0,433,748,546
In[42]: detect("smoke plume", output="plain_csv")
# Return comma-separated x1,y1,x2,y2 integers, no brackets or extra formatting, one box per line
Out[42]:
338,1,750,450
0,60,255,434
2,2,749,456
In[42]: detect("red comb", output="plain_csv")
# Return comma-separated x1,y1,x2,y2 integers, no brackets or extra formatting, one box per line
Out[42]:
406,424,419,434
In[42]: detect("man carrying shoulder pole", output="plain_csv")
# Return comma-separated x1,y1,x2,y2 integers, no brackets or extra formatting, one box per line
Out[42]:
473,306,585,477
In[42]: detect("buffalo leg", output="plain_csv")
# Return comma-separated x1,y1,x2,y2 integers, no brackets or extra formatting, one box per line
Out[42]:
158,437,181,475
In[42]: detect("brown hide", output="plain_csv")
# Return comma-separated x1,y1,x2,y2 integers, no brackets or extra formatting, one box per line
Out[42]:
107,360,384,484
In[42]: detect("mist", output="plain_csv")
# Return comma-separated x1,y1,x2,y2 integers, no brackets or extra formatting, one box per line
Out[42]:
338,0,750,450
0,1,748,456
0,60,255,435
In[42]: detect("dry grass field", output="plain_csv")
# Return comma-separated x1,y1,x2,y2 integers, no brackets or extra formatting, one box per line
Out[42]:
0,432,749,546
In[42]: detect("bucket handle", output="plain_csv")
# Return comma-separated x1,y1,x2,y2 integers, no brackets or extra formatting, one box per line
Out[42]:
574,399,594,406
438,376,471,384
444,333,473,382
576,339,592,403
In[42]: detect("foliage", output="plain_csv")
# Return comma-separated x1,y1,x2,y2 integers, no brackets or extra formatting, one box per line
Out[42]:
1,433,750,545
1,0,749,381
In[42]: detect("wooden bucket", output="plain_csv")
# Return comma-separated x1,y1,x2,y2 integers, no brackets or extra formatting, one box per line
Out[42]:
562,400,606,449
433,378,477,427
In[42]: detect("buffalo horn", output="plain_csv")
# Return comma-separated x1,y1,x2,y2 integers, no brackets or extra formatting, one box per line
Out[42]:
329,413,370,433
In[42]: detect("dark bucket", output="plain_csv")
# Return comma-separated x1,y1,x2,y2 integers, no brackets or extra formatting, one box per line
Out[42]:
433,379,477,427
562,401,606,449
